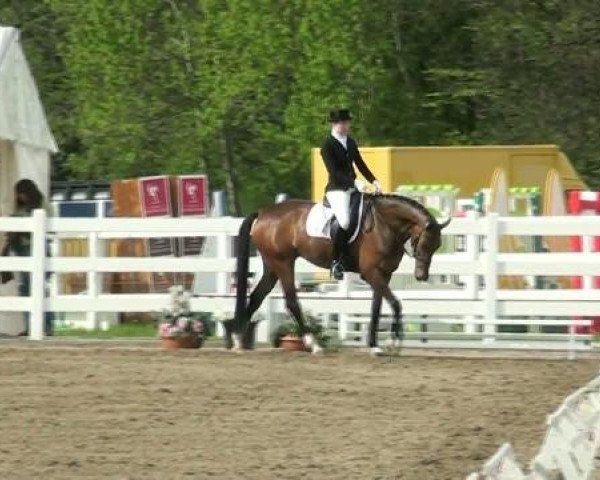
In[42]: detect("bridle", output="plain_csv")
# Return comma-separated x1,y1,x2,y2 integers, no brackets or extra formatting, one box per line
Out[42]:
402,234,417,259
371,194,443,264
402,237,430,264
401,227,432,265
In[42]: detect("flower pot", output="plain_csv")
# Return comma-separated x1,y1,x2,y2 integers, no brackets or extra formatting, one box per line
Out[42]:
279,335,305,352
160,335,203,350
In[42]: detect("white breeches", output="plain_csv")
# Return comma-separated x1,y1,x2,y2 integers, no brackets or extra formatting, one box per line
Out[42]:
326,189,352,230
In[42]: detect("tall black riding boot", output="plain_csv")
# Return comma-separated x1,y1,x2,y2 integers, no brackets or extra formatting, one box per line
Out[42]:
331,225,349,280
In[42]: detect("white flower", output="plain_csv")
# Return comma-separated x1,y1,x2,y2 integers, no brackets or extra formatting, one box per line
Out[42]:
178,317,189,329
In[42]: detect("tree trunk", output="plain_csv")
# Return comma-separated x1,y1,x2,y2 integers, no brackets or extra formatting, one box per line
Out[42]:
221,126,242,216
165,0,207,173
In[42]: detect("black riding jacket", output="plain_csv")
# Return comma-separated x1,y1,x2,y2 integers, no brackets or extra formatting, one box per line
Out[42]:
320,135,376,192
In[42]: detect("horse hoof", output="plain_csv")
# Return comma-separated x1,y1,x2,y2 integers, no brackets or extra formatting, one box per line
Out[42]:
231,333,243,351
303,334,323,355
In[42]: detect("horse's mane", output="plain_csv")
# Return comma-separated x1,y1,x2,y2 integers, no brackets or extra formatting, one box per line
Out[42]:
368,193,435,224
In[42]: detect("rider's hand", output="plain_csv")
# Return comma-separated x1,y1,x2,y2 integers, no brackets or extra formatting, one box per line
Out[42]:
372,180,383,194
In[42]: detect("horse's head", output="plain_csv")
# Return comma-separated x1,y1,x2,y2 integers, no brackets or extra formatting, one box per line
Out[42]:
371,195,451,281
411,217,450,281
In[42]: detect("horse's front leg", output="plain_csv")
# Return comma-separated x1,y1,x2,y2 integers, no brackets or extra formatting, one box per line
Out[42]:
364,270,402,354
381,284,403,348
368,290,383,355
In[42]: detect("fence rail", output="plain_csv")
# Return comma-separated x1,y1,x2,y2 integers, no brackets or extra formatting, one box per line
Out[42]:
0,210,598,353
467,370,600,479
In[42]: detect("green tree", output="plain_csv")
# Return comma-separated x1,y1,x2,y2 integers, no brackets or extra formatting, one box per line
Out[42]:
470,0,600,187
7,0,600,207
47,0,204,179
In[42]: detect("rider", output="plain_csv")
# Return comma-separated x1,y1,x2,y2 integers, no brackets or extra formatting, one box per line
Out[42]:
320,108,382,280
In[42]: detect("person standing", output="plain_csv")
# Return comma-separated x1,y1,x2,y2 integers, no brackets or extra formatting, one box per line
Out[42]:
0,179,53,335
320,109,382,280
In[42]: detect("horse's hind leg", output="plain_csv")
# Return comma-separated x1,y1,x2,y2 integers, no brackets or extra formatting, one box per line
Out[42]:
246,268,278,319
266,259,314,353
276,262,322,354
240,267,278,349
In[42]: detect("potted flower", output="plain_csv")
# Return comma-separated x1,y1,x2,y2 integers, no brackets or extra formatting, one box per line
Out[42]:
159,286,204,349
272,313,329,352
274,321,305,352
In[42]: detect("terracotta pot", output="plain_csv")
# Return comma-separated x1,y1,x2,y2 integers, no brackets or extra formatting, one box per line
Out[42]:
161,335,203,350
280,335,305,352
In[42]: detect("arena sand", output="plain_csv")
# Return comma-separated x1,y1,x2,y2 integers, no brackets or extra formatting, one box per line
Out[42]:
0,345,597,479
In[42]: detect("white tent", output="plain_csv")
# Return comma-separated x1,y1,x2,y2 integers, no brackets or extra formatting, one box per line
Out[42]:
0,26,57,335
0,25,57,216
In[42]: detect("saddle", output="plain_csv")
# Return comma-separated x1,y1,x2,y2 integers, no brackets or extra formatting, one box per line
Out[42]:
305,190,366,243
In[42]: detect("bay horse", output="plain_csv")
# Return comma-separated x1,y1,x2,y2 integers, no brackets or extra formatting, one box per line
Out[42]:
224,193,450,353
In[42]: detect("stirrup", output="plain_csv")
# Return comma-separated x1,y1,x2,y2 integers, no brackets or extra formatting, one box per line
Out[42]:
331,260,345,280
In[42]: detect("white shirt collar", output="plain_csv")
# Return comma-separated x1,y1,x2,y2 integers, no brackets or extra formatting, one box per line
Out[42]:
331,128,347,150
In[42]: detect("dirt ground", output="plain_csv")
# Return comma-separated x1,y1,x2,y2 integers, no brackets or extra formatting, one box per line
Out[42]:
0,344,597,480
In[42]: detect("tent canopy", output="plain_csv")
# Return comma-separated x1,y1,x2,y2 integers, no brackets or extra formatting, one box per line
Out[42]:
0,25,56,216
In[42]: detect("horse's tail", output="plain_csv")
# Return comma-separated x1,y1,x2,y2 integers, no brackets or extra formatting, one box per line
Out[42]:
234,212,259,324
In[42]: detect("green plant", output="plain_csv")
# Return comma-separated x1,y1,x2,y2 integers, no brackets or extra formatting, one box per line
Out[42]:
159,286,205,338
271,321,302,347
196,312,215,337
271,312,337,350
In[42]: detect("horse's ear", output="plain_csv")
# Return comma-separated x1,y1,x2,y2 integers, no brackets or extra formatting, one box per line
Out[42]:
439,217,451,229
425,220,438,231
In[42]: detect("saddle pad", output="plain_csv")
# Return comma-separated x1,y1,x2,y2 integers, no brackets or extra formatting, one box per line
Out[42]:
305,194,364,243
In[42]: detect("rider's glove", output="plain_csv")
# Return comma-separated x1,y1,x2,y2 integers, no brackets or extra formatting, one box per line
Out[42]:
372,180,383,194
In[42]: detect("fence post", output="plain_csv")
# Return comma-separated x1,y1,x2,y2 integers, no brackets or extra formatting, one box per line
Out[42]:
483,213,498,343
29,209,46,341
86,232,99,330
267,294,274,343
581,233,594,290
215,230,231,338
464,210,480,335
337,273,352,344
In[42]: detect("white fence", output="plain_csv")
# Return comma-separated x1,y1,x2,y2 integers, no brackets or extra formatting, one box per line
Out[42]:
1,210,599,352
467,370,600,479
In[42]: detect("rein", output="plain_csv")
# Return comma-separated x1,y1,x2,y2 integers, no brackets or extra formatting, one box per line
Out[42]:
368,193,433,262
401,236,426,262
402,242,416,259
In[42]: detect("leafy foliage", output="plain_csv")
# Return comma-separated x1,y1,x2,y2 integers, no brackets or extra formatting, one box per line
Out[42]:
271,313,335,351
5,0,600,209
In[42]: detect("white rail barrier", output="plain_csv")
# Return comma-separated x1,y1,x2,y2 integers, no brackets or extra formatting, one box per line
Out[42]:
467,370,600,479
0,210,598,350
466,443,525,479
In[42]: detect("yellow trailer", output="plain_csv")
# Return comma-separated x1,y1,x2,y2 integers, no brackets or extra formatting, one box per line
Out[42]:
311,145,585,201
